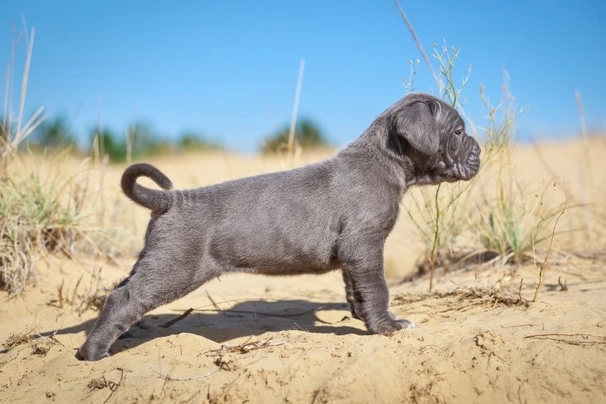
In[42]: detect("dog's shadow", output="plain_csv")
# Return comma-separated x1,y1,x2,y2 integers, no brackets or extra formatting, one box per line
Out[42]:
42,299,365,356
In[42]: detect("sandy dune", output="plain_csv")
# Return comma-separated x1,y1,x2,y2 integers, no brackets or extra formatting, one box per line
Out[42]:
1,138,605,403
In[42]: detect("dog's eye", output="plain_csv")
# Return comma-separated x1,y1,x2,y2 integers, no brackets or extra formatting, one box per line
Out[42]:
454,129,463,136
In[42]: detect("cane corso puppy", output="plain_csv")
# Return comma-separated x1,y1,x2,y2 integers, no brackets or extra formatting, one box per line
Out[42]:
78,93,481,360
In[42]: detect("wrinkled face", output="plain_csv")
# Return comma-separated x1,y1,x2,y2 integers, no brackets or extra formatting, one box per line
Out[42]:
433,111,481,182
380,93,481,186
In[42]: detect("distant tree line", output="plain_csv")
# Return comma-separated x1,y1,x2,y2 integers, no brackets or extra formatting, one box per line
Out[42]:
24,115,329,162
261,118,329,153
29,117,222,162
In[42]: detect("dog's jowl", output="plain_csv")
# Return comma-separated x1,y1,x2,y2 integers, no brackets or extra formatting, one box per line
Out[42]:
78,93,481,361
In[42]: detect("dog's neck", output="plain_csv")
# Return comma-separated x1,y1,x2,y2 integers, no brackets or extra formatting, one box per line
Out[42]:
342,123,413,196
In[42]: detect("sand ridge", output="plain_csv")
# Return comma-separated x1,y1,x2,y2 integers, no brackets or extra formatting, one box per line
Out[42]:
1,138,605,403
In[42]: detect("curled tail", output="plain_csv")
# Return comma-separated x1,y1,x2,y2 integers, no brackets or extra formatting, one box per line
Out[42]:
121,163,174,213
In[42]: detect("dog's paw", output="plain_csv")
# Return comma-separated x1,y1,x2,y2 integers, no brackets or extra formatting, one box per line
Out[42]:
369,317,416,334
388,312,416,329
396,319,416,329
76,346,110,361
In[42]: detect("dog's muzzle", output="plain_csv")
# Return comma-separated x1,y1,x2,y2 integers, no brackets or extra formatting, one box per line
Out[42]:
463,136,481,180
439,135,481,182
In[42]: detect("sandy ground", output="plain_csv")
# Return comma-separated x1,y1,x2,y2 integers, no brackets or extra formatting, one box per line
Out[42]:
1,137,605,403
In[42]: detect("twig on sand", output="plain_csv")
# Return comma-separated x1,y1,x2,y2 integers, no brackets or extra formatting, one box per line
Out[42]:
205,290,223,312
154,366,221,381
87,368,124,404
205,290,242,318
394,285,529,309
161,308,194,328
525,333,606,346
209,336,285,355
558,276,568,291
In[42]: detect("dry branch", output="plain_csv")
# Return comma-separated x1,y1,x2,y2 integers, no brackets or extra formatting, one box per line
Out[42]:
161,308,194,328
525,333,606,346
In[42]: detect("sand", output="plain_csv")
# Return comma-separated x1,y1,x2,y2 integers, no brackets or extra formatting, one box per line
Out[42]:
1,137,605,403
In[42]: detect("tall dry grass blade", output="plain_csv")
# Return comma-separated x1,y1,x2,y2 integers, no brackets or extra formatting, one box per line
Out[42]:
10,106,48,148
125,102,139,165
533,182,568,302
1,22,47,165
393,0,439,87
96,97,104,160
285,58,305,168
575,91,587,137
15,25,34,142
2,23,19,136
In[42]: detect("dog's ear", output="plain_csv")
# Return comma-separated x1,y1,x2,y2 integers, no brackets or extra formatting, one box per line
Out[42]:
395,100,441,155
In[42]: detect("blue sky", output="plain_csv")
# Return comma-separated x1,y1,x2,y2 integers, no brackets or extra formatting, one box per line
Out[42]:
1,1,604,152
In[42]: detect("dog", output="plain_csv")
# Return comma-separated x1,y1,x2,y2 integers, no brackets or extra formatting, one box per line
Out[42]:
78,93,480,360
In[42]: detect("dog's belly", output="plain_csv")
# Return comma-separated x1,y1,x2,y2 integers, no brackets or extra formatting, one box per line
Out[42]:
209,236,341,275
207,217,341,276
254,262,340,276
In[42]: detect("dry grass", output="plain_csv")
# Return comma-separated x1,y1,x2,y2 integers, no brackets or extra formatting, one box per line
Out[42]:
47,266,115,314
87,369,125,404
202,337,285,373
0,151,129,296
0,153,84,294
0,22,124,297
392,2,589,300
212,337,285,354
394,282,529,310
1,332,60,357
1,332,31,350
1,17,604,313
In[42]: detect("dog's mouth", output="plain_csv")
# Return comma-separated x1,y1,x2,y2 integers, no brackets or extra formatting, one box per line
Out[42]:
441,173,460,182
438,137,481,181
457,137,481,180
464,140,481,179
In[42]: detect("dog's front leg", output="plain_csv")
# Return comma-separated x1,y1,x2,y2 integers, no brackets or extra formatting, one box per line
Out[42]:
342,269,362,320
343,247,414,334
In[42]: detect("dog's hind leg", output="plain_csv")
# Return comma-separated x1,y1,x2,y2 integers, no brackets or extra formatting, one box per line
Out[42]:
77,281,145,361
77,255,213,361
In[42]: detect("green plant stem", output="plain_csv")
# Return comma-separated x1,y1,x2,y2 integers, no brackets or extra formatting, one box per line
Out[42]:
428,184,442,292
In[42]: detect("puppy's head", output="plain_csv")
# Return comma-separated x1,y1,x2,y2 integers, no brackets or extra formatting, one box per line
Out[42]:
384,93,481,184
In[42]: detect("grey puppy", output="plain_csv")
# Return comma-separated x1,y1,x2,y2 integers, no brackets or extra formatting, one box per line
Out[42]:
78,93,480,361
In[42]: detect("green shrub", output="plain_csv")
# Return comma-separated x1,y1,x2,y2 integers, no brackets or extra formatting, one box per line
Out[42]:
261,118,328,153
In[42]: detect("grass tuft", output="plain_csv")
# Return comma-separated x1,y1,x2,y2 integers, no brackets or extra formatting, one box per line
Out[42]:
48,267,115,314
1,23,126,296
394,1,572,299
2,332,32,350
0,152,92,295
